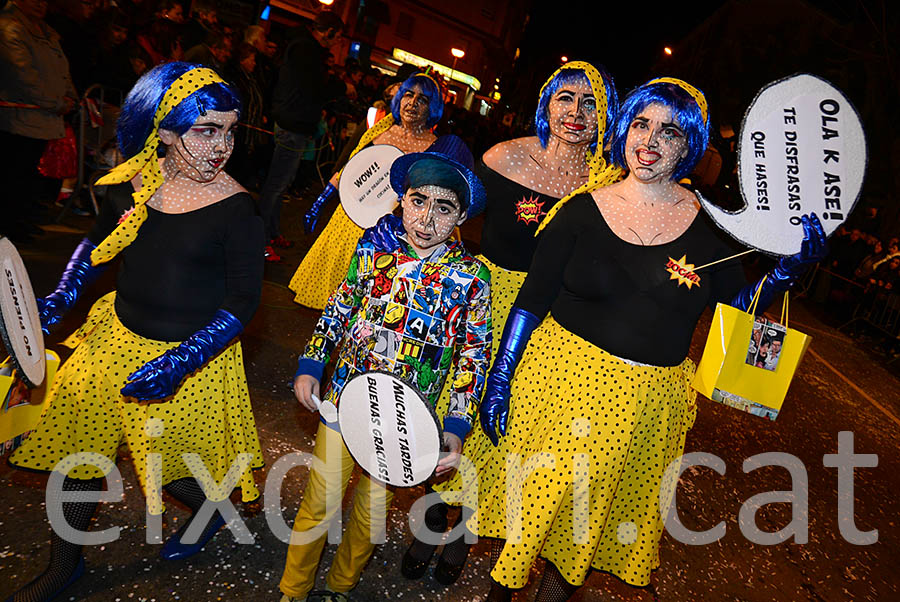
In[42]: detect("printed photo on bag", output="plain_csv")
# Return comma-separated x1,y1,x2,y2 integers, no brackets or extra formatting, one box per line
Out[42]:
746,316,766,365
711,387,780,420
745,317,787,372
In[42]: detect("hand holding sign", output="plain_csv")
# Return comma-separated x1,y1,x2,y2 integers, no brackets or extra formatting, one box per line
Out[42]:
311,393,338,423
698,73,866,256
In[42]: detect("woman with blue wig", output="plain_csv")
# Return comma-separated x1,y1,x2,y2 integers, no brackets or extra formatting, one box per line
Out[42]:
288,71,444,310
470,78,827,600
8,63,265,601
393,61,622,586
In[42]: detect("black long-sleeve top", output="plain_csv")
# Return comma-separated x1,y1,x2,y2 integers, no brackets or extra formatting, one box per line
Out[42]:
516,193,747,366
88,183,265,342
477,162,565,272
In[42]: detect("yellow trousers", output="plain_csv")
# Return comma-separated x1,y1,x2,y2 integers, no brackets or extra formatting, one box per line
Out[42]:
280,422,395,597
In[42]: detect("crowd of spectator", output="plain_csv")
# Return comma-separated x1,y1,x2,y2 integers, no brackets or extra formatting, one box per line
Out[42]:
810,207,900,356
1,0,521,245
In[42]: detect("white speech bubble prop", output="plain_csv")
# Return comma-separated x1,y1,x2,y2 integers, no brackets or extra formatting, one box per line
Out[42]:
0,237,46,387
339,144,405,228
699,73,866,256
338,371,442,488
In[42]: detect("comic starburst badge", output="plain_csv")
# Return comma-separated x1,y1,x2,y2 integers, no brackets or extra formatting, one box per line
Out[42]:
515,194,546,225
665,255,701,289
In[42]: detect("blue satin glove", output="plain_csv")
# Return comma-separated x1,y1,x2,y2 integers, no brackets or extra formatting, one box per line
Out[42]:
360,213,403,252
732,213,827,313
36,238,105,334
480,307,541,446
121,310,242,401
304,183,337,234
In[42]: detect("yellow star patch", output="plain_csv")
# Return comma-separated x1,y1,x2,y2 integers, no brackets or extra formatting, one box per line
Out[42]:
665,255,701,289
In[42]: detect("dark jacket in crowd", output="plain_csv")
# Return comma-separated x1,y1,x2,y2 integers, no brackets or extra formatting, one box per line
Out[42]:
271,25,330,135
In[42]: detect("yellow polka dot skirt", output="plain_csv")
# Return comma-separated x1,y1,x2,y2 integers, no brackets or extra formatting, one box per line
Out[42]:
433,254,525,459
443,316,697,588
10,292,264,515
289,205,362,311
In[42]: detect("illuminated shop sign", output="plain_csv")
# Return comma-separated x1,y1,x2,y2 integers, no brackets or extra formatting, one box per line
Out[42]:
391,48,481,91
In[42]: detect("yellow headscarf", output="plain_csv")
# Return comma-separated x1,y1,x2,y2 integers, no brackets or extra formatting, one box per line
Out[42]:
646,77,708,124
535,61,624,234
90,67,226,266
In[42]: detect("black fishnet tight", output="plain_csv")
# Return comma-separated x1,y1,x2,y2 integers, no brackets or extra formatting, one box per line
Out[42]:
534,561,578,602
486,538,512,602
163,477,207,512
163,477,222,543
438,505,473,567
405,495,448,562
10,476,101,602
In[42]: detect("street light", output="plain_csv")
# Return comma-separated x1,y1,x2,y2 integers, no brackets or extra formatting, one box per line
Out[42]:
561,55,568,63
664,47,673,56
318,0,335,5
449,48,465,97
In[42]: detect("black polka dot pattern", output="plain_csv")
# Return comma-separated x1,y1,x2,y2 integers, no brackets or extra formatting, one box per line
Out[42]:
10,293,264,515
289,205,363,311
432,255,526,453
445,316,697,589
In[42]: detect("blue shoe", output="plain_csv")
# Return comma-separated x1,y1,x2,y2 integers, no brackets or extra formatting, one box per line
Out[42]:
4,556,85,602
159,514,226,561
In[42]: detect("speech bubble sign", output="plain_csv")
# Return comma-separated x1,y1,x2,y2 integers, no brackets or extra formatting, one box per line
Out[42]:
699,73,866,256
339,144,405,228
0,237,46,387
338,370,442,488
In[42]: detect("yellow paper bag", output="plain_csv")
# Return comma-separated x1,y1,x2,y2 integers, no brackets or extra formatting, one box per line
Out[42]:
1,350,60,450
693,289,810,420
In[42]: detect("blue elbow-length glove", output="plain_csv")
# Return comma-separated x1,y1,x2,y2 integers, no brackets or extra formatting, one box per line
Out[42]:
304,183,338,234
480,307,541,446
359,213,404,252
36,238,105,334
121,309,242,401
731,213,827,313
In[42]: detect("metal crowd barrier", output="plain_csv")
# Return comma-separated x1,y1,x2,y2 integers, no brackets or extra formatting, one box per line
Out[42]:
57,83,124,221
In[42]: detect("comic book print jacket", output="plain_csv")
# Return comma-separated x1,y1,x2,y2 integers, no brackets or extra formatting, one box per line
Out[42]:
302,237,492,439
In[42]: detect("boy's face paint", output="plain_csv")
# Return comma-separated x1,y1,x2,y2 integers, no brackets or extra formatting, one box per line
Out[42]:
159,110,238,183
546,79,598,146
624,102,688,183
400,184,466,256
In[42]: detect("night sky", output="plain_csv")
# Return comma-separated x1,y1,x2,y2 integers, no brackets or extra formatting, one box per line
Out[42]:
515,0,729,92
512,0,891,98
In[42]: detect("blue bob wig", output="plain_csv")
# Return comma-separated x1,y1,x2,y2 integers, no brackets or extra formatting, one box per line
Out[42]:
116,62,242,159
609,80,709,181
535,66,618,152
390,73,444,128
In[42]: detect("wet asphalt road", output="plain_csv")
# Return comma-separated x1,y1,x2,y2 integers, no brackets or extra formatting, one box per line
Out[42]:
2,191,899,602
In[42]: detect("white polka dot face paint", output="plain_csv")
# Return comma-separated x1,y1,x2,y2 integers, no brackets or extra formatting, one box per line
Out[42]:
161,110,238,183
546,79,598,146
400,184,466,256
624,103,688,183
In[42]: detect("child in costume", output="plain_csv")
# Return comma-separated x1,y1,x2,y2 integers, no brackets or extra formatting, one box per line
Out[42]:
7,63,265,602
472,79,827,601
279,135,491,602
287,72,444,310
